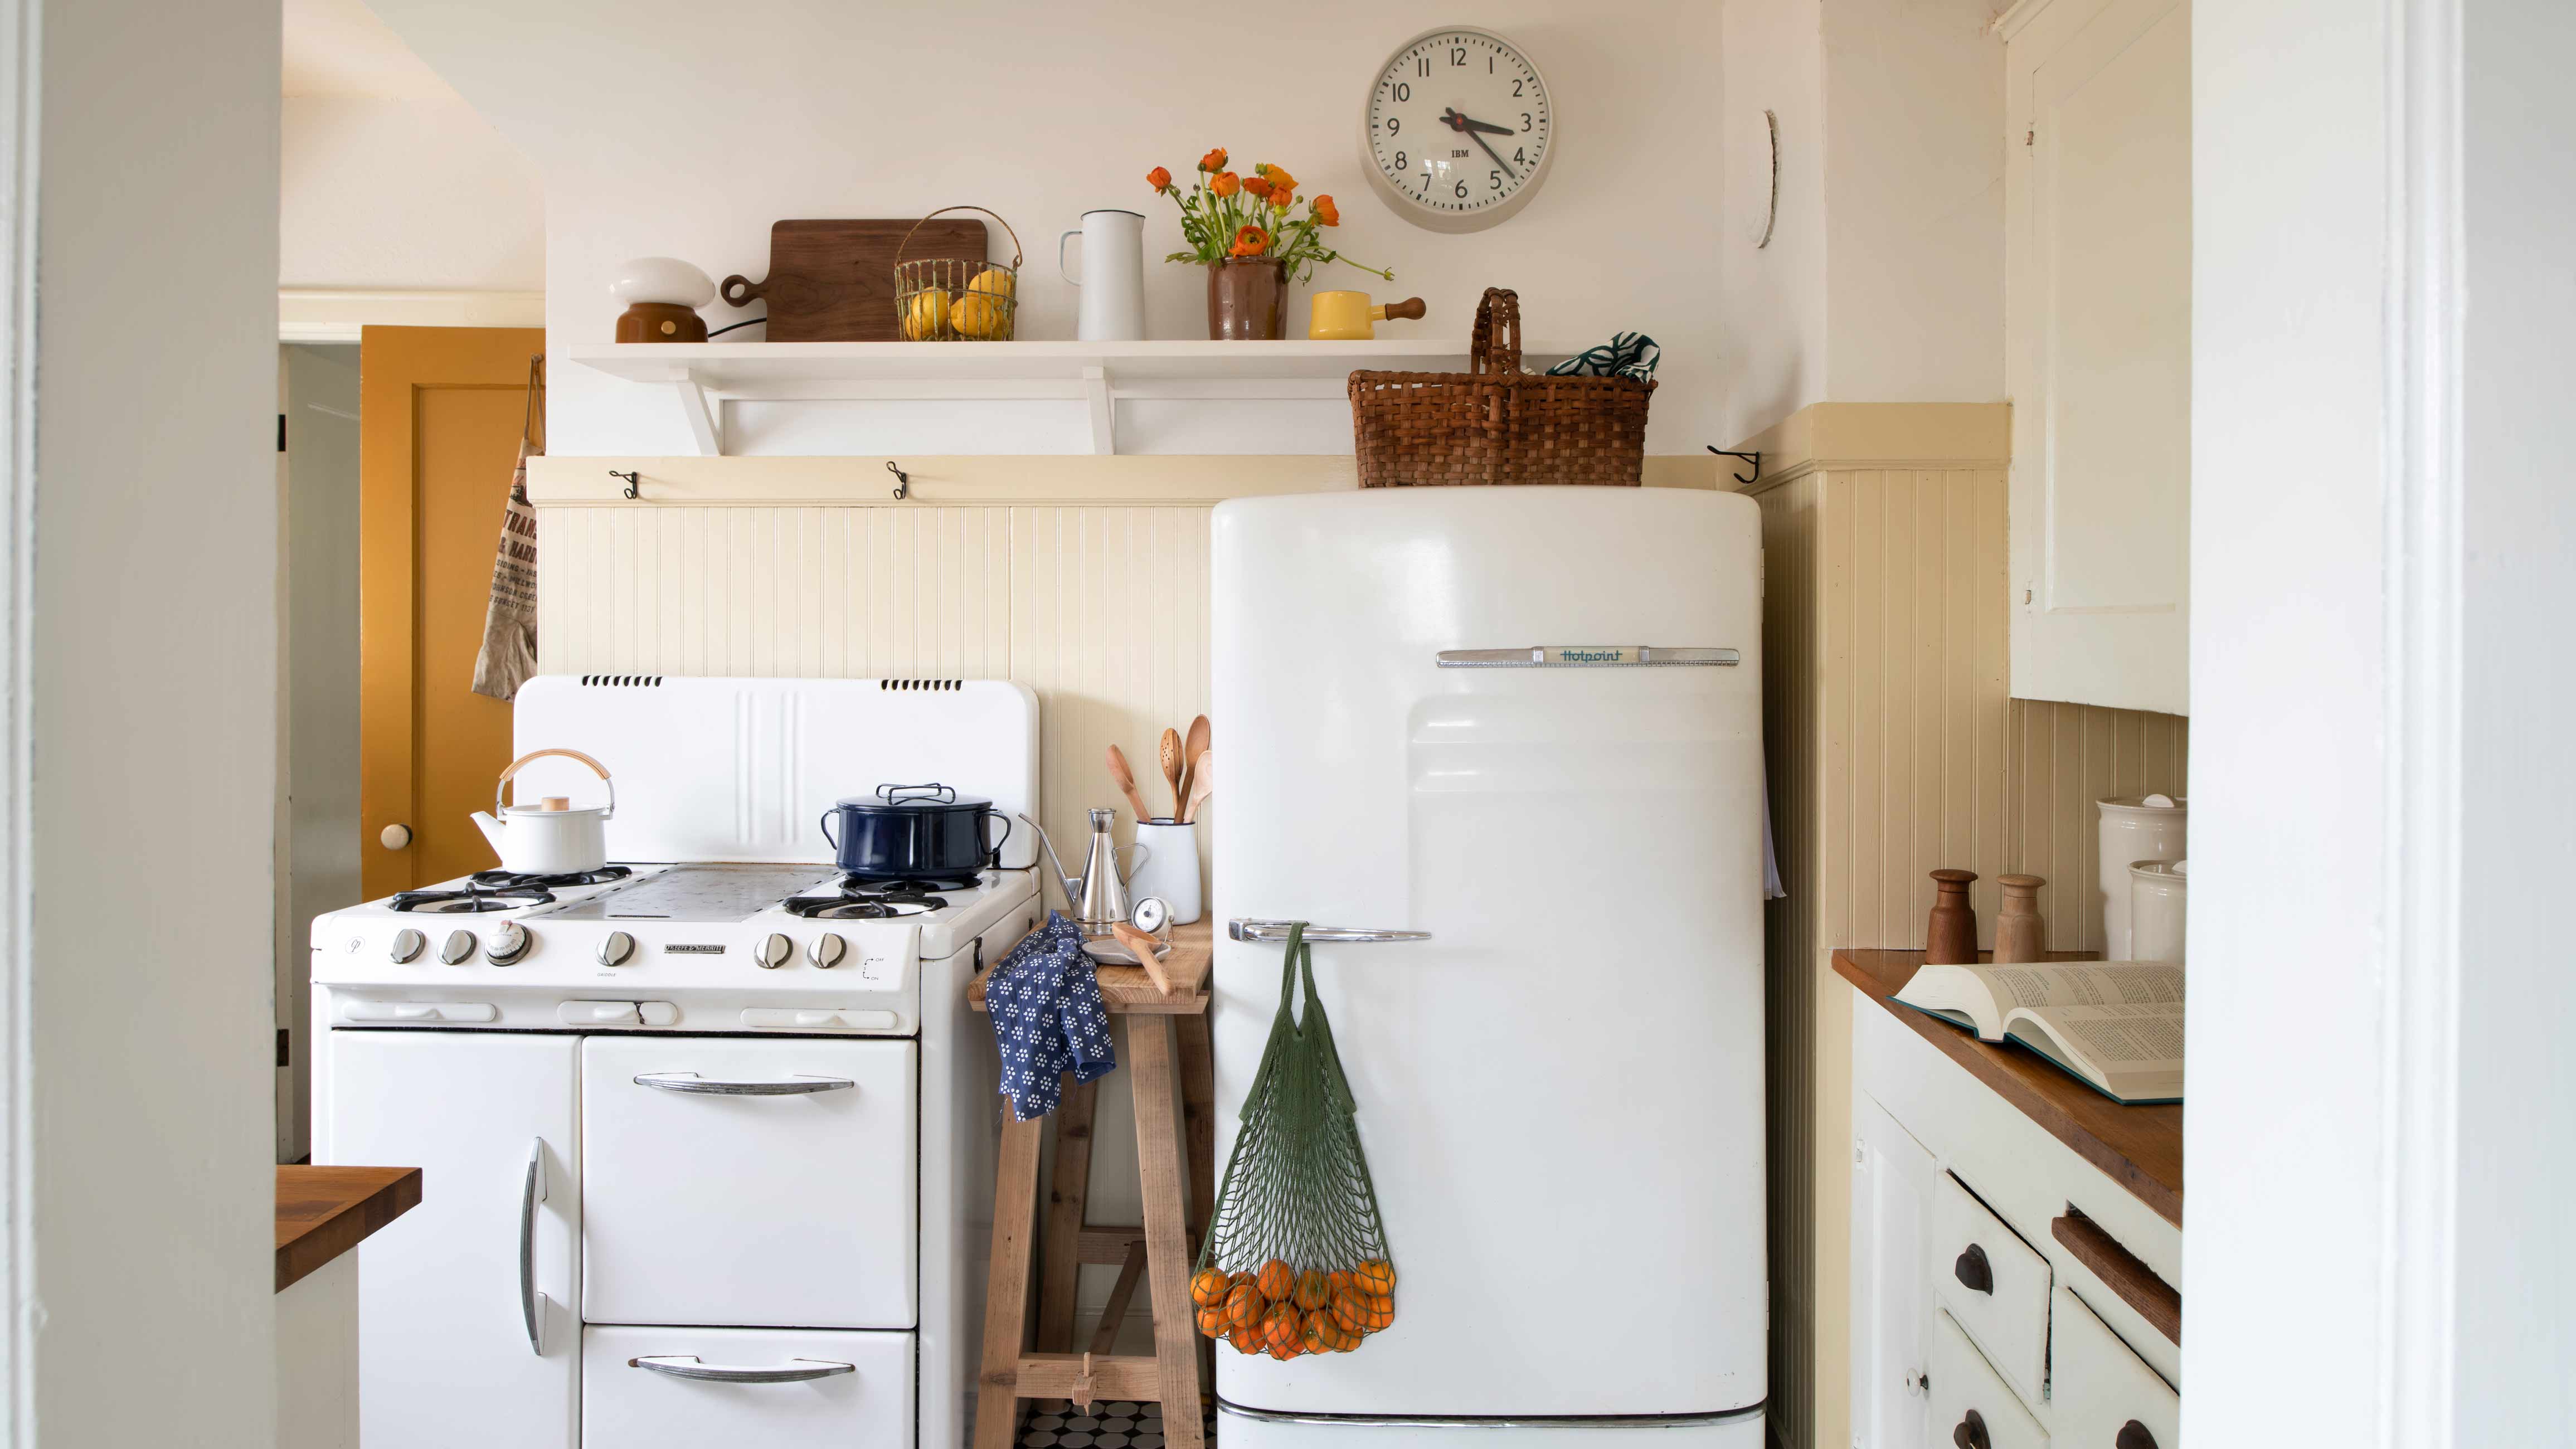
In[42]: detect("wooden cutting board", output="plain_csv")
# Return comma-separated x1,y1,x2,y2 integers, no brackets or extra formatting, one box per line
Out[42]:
718,218,991,342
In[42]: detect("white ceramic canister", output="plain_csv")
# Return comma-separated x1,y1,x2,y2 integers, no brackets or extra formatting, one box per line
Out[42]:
1124,818,1202,926
2129,859,2188,965
2097,794,2186,956
1058,209,1146,342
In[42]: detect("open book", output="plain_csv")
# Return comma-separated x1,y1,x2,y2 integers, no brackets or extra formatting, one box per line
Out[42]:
1893,961,2184,1104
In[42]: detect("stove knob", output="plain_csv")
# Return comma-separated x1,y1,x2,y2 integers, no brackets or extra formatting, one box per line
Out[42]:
596,931,636,967
808,933,847,969
756,932,794,969
485,921,531,966
439,929,477,965
388,928,427,965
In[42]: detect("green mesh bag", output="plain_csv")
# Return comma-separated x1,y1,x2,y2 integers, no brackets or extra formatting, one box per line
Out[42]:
1189,923,1399,1360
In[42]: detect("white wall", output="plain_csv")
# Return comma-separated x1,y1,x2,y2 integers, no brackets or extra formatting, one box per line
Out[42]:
2455,0,2575,1438
365,0,1725,456
1715,0,2005,446
281,95,544,291
32,0,280,1440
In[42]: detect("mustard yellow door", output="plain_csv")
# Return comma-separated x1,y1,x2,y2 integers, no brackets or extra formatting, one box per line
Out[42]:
359,326,545,898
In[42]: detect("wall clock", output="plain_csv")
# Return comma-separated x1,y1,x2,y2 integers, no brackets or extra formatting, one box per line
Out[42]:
1359,27,1556,234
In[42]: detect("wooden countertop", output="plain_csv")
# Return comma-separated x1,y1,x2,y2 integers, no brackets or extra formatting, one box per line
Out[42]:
276,1165,421,1292
970,918,1212,1016
1834,949,2183,1226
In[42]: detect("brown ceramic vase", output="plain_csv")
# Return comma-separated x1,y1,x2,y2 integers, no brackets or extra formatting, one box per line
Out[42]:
1207,258,1287,341
1926,868,1980,964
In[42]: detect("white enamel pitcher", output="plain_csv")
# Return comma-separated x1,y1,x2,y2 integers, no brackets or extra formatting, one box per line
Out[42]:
1058,209,1146,341
472,748,617,876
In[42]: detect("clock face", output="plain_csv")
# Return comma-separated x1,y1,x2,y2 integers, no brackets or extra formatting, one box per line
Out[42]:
1360,28,1554,234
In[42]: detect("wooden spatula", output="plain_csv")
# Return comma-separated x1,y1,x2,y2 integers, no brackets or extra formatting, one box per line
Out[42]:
1110,920,1173,995
1175,714,1210,816
1104,745,1153,824
1181,750,1213,824
1158,727,1184,821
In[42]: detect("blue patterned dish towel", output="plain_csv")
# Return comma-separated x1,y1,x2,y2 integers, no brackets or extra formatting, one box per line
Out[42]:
986,911,1117,1121
1545,332,1659,382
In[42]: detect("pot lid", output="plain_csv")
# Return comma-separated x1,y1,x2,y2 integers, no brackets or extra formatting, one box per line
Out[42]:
835,782,991,811
2099,792,2188,812
2129,859,2189,881
503,801,608,817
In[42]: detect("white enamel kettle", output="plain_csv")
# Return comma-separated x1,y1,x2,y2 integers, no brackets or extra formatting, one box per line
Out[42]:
472,748,616,876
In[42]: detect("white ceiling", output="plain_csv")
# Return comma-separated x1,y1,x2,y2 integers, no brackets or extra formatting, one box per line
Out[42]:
283,0,459,99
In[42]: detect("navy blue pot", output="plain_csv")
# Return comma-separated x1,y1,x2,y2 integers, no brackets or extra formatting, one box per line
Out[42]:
821,783,1010,881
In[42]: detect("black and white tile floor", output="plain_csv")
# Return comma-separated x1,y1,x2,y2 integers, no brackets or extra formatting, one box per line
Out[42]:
1016,1399,1219,1448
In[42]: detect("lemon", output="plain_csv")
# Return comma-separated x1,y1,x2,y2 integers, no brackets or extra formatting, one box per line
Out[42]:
966,266,1016,300
951,291,1004,339
902,289,950,340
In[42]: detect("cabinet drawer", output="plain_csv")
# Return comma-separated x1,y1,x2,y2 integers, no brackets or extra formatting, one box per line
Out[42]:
583,1325,912,1448
1933,1172,2052,1407
1931,1309,2047,1449
2051,1286,2180,1449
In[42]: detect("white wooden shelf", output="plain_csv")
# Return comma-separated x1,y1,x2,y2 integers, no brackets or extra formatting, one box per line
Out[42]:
565,338,1577,456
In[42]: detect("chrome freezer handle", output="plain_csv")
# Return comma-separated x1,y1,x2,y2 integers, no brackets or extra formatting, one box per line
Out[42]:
519,1139,550,1356
628,1355,857,1384
633,1072,855,1096
1228,920,1432,944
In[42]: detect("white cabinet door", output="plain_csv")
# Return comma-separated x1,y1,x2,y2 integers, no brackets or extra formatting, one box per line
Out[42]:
583,1325,913,1448
581,1036,918,1329
2006,0,2193,714
1852,1096,1938,1449
324,1031,580,1449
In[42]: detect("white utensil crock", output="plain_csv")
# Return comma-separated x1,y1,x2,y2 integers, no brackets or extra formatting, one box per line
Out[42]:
2097,794,2185,956
1125,819,1201,925
2129,859,2188,964
1059,209,1146,341
472,748,616,876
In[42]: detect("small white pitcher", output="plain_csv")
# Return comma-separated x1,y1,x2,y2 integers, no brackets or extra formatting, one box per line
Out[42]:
1125,819,1202,925
1059,209,1146,341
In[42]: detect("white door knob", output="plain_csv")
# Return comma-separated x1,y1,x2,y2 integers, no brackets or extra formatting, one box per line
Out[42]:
380,823,413,850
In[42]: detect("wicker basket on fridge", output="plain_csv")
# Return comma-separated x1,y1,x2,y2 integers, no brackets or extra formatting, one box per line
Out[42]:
1347,288,1655,487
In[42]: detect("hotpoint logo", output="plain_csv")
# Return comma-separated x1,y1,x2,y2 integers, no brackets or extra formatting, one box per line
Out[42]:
1556,648,1626,663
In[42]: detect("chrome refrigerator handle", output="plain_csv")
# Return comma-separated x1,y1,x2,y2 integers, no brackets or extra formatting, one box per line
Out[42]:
519,1137,549,1355
1228,920,1432,944
627,1355,858,1384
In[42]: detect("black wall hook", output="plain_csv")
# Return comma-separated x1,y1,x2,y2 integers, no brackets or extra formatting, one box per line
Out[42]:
1706,446,1763,487
886,460,910,500
608,469,640,500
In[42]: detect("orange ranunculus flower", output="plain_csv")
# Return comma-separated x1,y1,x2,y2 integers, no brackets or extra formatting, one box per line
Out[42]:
1243,174,1274,200
1146,166,1173,192
1229,224,1270,256
1211,171,1241,197
1199,148,1228,173
1260,164,1297,192
1312,195,1341,226
1269,188,1293,210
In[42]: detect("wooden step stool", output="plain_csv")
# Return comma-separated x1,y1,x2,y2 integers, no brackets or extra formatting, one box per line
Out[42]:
969,919,1216,1449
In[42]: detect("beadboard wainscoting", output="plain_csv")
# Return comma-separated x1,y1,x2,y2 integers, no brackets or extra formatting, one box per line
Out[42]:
2005,699,2192,954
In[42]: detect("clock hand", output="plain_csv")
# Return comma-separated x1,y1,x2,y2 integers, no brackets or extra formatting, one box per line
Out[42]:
1466,128,1518,181
1440,107,1517,138
1437,108,1520,182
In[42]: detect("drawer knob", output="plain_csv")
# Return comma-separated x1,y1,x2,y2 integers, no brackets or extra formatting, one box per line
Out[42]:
1952,1408,1990,1449
1953,1242,1995,1294
2116,1422,2159,1449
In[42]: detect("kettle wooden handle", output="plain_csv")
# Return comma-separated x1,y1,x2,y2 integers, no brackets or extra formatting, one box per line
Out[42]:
496,748,615,817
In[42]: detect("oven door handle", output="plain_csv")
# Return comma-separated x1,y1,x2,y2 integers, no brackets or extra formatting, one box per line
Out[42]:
627,1355,857,1384
632,1072,856,1096
519,1137,550,1356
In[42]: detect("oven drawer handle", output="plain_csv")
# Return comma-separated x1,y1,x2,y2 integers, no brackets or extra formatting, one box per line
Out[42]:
633,1072,855,1096
1228,919,1431,944
627,1355,856,1384
519,1139,549,1356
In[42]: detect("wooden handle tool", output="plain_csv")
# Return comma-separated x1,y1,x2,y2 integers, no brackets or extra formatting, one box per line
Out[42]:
1175,713,1210,816
1157,727,1184,821
1111,921,1172,995
1182,750,1213,824
1104,745,1153,824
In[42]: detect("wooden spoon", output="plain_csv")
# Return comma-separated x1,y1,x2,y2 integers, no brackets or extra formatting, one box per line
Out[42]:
1158,727,1184,821
1104,745,1153,824
1110,920,1173,995
1181,750,1213,824
1174,714,1211,816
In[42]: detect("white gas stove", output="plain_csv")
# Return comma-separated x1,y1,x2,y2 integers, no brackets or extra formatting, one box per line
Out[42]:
314,676,1045,1449
313,860,1039,1037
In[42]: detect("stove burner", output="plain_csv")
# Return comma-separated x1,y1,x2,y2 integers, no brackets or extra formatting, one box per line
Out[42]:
468,866,634,890
840,872,981,896
777,873,975,921
388,882,556,914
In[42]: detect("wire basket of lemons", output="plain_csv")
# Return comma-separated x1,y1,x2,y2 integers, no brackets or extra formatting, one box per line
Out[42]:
893,205,1022,342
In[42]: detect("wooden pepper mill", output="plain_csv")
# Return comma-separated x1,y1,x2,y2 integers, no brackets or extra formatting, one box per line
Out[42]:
1994,873,2047,962
1926,868,1980,964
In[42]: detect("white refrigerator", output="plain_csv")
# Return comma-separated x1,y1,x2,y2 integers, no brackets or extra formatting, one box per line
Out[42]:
1210,488,1767,1447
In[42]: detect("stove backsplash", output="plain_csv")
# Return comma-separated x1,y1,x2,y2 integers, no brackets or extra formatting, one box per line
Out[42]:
533,498,1212,902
